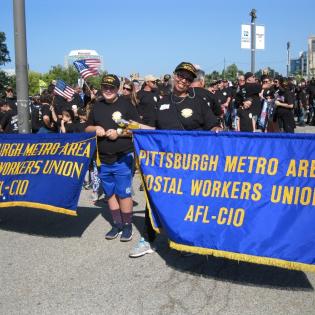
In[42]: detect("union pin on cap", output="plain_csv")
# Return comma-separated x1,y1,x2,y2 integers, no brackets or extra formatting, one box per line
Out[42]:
101,74,120,88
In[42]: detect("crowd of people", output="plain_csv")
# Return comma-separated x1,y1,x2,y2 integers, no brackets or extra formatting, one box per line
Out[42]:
1,62,315,257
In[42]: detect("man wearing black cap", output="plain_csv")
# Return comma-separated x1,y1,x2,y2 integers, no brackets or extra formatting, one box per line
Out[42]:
159,74,172,97
216,79,232,116
235,72,262,122
4,86,17,109
0,99,18,133
129,62,220,258
86,74,141,242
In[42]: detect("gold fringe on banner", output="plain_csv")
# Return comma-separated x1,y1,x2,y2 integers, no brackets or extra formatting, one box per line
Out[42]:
0,201,77,216
133,150,161,233
169,241,315,273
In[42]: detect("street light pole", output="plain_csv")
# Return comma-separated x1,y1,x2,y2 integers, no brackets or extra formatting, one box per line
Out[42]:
13,0,30,133
287,42,291,77
250,9,256,74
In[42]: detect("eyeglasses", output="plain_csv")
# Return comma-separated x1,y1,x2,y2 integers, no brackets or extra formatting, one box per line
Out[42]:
263,80,269,83
175,74,193,83
149,81,156,84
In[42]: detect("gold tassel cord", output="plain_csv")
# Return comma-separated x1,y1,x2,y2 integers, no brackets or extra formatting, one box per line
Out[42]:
169,241,315,273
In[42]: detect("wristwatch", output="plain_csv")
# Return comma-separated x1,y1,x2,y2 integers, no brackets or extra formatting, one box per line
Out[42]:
116,128,123,135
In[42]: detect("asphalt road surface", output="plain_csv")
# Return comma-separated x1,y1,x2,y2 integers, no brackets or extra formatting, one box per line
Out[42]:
1,126,315,315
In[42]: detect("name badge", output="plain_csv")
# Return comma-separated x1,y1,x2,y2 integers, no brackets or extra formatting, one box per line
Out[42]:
160,104,170,110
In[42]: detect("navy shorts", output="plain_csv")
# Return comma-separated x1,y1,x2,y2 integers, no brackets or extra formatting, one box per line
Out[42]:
98,153,133,198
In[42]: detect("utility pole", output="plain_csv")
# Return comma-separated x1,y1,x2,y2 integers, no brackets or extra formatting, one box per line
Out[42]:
287,42,291,77
13,0,30,133
250,9,256,74
223,57,226,79
301,52,304,78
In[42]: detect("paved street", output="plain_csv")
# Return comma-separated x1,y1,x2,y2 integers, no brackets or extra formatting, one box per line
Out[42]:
1,127,315,315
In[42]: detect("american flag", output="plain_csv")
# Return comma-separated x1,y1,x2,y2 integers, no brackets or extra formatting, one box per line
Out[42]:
54,80,75,101
73,59,100,80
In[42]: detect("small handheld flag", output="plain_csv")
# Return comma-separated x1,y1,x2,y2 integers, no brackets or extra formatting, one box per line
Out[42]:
73,59,100,80
54,80,75,101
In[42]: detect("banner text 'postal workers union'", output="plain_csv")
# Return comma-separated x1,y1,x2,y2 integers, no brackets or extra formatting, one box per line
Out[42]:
0,133,96,216
133,130,315,272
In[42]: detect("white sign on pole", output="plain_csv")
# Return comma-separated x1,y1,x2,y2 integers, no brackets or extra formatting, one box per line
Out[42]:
241,24,265,50
255,25,265,50
78,78,84,88
241,24,251,49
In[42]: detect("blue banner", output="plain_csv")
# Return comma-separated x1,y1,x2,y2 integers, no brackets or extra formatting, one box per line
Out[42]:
133,130,315,272
0,133,96,216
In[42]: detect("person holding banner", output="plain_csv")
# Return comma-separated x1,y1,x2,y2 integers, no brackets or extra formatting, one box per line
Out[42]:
85,74,142,242
129,62,221,258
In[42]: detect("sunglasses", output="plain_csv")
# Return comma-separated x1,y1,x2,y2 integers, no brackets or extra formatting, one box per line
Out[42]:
102,85,116,91
263,80,269,83
123,86,132,91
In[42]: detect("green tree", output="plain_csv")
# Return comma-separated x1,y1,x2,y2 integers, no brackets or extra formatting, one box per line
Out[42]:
0,70,15,94
0,32,12,93
224,64,243,82
42,65,79,86
255,67,280,79
0,32,10,65
28,71,43,95
85,70,107,89
205,71,220,85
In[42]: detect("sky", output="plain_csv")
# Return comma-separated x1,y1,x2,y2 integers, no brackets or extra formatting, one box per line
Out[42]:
1,0,314,78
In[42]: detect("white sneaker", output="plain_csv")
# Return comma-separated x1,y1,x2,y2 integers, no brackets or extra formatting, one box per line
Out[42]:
129,238,155,258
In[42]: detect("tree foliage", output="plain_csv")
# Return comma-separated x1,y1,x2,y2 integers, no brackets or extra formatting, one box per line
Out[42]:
0,32,11,66
42,65,79,86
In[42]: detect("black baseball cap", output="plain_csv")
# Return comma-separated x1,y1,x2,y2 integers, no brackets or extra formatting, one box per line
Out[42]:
101,74,120,88
164,74,171,81
244,72,254,80
174,62,197,79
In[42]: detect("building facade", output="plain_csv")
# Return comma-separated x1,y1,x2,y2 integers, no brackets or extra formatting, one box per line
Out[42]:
290,51,307,77
64,50,103,69
308,36,315,78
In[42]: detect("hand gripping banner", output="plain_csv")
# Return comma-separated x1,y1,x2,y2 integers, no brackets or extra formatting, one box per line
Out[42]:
133,130,315,272
0,133,96,216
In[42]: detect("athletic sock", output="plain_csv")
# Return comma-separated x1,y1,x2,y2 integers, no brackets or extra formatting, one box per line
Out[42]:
121,212,133,225
111,209,122,225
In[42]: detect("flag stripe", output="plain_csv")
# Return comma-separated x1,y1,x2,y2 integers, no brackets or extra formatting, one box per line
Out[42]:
73,59,100,80
54,80,75,101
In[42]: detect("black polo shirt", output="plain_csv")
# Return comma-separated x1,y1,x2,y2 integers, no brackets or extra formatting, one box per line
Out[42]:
137,90,159,109
190,87,222,116
86,96,140,164
155,93,218,130
237,107,254,132
0,109,18,133
263,87,275,100
216,87,231,105
238,83,262,116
